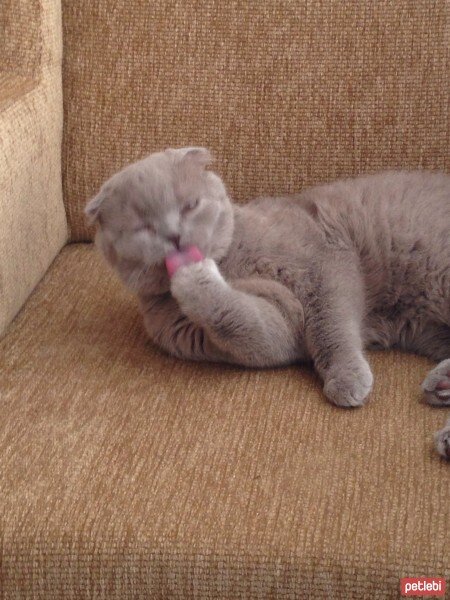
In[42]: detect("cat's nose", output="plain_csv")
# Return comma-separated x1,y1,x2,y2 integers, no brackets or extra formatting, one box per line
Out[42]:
168,234,181,250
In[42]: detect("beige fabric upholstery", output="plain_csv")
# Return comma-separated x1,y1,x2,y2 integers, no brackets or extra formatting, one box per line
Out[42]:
62,0,449,241
0,244,449,598
1,1,448,597
0,73,37,111
0,0,67,336
0,0,42,76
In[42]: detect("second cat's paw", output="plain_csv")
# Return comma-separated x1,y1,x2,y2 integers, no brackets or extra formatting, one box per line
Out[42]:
323,358,373,408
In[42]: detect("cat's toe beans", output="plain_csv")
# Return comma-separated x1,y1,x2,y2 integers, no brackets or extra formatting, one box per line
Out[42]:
434,423,450,460
435,379,450,389
422,359,450,406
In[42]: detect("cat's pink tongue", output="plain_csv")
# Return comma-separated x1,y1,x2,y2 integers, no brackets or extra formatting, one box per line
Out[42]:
165,245,204,278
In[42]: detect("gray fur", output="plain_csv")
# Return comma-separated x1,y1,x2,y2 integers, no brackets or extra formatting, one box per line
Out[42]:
85,147,450,459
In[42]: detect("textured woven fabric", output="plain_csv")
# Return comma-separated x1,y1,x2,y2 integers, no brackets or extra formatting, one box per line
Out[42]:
1,244,448,598
62,0,450,241
0,0,68,336
0,0,42,76
0,73,37,111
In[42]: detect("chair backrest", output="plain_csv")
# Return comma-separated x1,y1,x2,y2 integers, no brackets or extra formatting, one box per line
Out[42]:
62,1,449,242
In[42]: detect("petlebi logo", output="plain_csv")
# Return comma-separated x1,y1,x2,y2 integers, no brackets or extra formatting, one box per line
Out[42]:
401,577,446,596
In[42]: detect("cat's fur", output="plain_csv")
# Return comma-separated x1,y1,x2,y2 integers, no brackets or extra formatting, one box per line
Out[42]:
86,147,450,459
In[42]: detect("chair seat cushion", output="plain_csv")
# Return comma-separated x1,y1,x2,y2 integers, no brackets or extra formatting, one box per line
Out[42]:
1,244,448,598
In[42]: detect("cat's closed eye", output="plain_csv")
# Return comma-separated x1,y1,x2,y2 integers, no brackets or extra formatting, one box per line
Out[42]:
132,223,155,234
181,198,200,215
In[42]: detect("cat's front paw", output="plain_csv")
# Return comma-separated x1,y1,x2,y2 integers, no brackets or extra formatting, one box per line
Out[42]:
323,357,373,407
170,259,226,318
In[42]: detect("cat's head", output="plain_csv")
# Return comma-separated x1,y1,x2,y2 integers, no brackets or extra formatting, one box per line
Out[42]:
85,147,234,295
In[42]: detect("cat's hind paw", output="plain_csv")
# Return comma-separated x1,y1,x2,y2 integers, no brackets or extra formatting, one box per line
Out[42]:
434,419,450,460
421,359,450,406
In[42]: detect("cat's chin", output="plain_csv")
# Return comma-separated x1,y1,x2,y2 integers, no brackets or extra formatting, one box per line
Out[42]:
122,264,171,296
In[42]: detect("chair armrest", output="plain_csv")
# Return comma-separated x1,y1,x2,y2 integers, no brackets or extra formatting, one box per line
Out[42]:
0,0,68,336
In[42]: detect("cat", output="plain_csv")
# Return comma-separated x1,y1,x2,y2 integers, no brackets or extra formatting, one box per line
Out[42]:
85,147,450,459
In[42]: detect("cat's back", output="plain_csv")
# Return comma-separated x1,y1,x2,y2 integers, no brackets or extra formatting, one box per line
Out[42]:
303,169,448,214
301,169,449,247
228,170,450,266
244,170,450,229
303,169,450,313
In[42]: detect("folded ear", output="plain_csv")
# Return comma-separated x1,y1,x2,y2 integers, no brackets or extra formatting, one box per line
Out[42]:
84,191,105,225
168,147,214,170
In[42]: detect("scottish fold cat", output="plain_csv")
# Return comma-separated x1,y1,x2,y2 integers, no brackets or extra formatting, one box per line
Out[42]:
86,147,450,458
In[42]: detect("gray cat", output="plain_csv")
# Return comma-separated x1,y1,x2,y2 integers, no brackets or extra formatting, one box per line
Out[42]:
85,147,450,459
